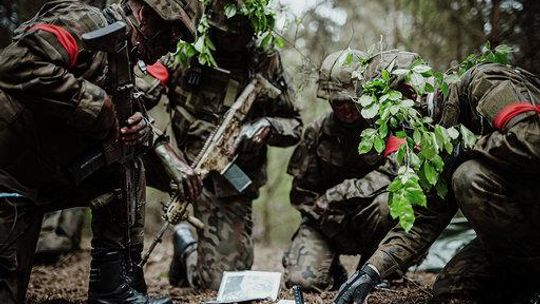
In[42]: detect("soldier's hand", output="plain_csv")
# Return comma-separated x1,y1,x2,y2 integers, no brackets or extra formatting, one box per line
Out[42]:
121,112,151,145
313,196,329,215
231,118,273,155
333,265,380,304
170,155,203,202
154,143,203,201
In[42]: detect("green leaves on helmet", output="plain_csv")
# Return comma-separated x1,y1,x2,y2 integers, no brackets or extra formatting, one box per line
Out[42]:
175,0,281,67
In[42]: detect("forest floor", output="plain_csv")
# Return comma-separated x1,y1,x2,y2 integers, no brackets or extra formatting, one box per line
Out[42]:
25,236,454,304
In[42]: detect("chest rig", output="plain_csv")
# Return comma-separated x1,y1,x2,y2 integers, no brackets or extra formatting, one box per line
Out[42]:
169,49,258,123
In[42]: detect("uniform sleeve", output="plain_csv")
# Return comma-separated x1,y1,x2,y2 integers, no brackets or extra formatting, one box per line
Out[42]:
287,123,323,214
257,52,303,147
366,195,457,278
0,26,112,139
134,62,166,110
317,157,397,211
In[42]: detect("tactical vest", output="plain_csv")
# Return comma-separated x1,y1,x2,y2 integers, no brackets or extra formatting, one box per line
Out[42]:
167,50,259,161
168,49,275,198
314,113,383,188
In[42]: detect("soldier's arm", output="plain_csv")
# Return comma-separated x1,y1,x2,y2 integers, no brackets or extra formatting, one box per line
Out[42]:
134,61,167,110
366,196,457,278
316,157,397,211
0,24,114,139
287,123,323,213
257,52,303,147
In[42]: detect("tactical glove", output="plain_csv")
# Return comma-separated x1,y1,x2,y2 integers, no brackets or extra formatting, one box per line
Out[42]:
232,118,273,155
333,264,380,304
154,142,203,201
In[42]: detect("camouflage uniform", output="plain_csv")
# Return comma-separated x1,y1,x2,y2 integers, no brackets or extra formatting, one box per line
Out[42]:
35,208,86,258
162,46,302,289
282,112,398,291
365,63,540,302
0,0,198,302
0,1,19,48
282,50,398,291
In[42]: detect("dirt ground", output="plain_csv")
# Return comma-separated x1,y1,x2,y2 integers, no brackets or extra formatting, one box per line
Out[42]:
25,235,444,304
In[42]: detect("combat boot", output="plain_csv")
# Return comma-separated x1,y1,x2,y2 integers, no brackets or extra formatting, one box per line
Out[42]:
88,249,172,304
124,244,147,294
169,223,197,287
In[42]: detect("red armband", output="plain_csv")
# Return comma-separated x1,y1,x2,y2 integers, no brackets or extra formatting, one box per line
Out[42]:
30,24,79,69
383,135,407,158
492,102,540,130
147,62,169,86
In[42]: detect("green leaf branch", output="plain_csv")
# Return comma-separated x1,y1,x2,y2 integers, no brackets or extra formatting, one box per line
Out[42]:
352,43,514,231
175,0,282,67
355,61,478,232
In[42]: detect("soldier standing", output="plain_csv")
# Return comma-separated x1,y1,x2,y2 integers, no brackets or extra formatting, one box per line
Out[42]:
0,0,201,303
282,50,399,292
333,51,540,303
159,0,303,290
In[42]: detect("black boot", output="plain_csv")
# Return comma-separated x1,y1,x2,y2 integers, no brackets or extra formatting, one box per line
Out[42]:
124,244,147,294
88,249,172,304
169,223,197,287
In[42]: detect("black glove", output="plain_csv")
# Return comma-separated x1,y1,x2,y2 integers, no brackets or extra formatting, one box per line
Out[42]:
333,265,380,304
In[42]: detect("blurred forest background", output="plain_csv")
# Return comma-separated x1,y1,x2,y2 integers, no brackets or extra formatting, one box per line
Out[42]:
1,0,539,244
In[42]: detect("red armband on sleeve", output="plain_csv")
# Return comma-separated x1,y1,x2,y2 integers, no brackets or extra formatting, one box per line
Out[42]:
492,102,540,130
30,24,79,69
147,62,169,86
383,135,407,158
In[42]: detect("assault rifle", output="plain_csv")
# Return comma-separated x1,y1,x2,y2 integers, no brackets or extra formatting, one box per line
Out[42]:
140,73,282,266
80,21,140,248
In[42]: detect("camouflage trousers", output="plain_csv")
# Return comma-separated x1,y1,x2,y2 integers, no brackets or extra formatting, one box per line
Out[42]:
433,118,540,301
182,188,254,290
282,192,394,291
35,208,86,257
0,162,147,304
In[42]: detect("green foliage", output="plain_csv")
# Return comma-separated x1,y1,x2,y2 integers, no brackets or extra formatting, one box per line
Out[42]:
354,55,488,231
175,0,281,67
454,42,516,79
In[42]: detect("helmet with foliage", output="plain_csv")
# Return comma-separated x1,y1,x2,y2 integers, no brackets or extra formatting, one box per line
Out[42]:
317,49,368,101
359,50,421,89
141,0,202,42
358,50,438,117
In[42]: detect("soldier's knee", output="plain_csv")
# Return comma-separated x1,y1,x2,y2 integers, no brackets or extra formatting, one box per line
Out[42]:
451,160,484,207
284,269,331,291
197,254,254,290
198,268,225,290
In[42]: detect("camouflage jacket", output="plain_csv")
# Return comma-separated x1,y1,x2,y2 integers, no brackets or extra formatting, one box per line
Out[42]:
288,112,397,236
159,48,302,198
367,63,540,278
0,0,133,205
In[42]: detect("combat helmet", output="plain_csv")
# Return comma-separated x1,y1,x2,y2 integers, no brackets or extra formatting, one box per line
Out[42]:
358,50,421,90
141,0,202,42
360,50,439,119
317,49,368,101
